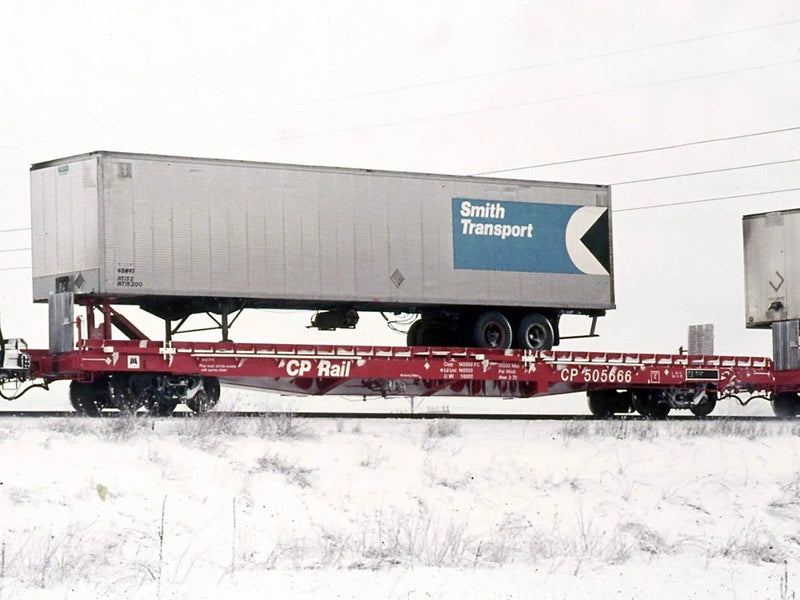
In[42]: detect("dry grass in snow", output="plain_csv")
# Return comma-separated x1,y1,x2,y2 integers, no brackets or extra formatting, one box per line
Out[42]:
1,415,800,598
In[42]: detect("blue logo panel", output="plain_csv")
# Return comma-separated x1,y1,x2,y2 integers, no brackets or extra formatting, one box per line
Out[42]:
452,198,582,274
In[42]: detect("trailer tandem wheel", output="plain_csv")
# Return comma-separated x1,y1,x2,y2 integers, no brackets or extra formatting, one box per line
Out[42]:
406,321,423,346
473,311,513,349
516,312,554,351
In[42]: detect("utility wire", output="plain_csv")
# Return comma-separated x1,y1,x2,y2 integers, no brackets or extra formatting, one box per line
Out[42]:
0,227,31,234
0,266,31,272
611,157,800,186
475,124,800,176
253,17,800,110
614,187,800,213
255,58,800,150
261,58,800,147
9,54,796,154
7,17,797,154
0,247,30,253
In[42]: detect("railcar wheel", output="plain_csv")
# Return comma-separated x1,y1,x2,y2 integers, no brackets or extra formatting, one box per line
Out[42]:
186,390,212,414
69,381,103,416
108,375,142,414
473,311,513,349
689,391,717,417
204,377,221,405
632,389,670,419
588,390,631,417
146,394,179,416
516,313,554,351
186,378,221,414
587,390,614,418
772,392,800,418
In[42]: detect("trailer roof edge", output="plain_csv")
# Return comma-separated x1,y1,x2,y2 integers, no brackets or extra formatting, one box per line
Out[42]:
30,151,611,190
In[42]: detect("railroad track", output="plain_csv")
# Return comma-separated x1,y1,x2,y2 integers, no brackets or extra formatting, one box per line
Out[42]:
0,410,783,421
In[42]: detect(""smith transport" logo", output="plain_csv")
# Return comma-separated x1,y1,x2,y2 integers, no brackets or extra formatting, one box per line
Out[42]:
459,201,534,240
451,198,610,276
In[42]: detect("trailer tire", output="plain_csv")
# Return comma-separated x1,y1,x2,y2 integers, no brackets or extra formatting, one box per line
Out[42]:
69,381,103,416
772,392,800,418
406,321,423,346
516,313,555,351
473,311,513,349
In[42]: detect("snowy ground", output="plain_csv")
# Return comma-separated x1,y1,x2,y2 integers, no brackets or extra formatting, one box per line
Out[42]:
1,415,800,599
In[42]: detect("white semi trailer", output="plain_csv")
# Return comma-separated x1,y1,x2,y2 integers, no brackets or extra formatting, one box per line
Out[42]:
30,151,614,349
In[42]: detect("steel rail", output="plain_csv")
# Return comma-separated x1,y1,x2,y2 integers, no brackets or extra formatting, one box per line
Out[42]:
0,411,782,421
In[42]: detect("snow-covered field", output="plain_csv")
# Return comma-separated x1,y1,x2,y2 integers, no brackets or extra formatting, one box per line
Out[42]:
2,415,800,599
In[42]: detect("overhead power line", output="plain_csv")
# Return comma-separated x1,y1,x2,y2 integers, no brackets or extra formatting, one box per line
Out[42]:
475,125,800,176
614,187,800,213
612,157,800,186
7,17,798,154
0,227,31,234
267,17,800,110
261,58,800,149
0,247,30,253
15,55,793,154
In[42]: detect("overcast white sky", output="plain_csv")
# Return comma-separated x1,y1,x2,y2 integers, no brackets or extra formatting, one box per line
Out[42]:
2,0,799,365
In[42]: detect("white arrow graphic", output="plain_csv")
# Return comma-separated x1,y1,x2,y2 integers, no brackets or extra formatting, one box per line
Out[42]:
565,206,609,275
